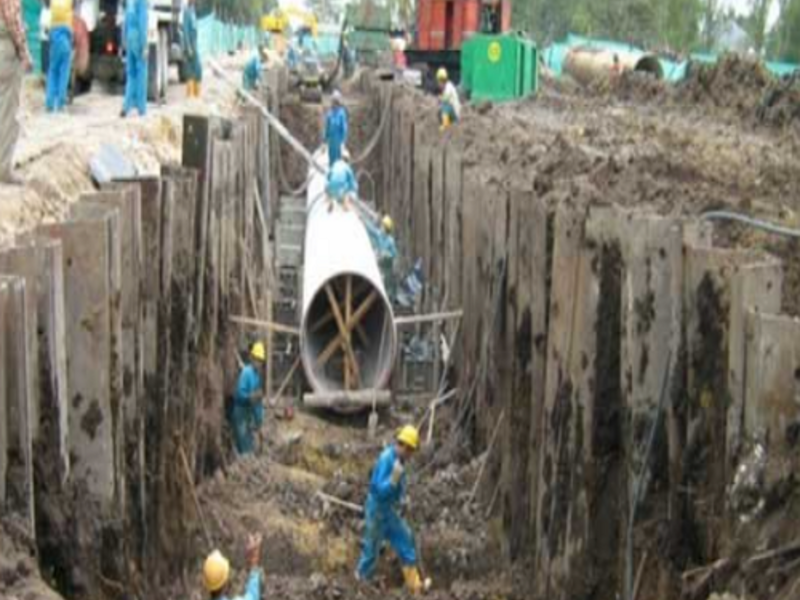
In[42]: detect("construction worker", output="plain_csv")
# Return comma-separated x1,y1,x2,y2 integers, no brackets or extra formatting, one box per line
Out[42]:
366,215,398,301
121,0,148,117
231,342,266,455
436,68,460,131
182,0,201,98
242,51,262,91
326,159,358,211
0,0,33,185
45,0,73,113
203,533,263,600
356,425,426,594
324,90,348,165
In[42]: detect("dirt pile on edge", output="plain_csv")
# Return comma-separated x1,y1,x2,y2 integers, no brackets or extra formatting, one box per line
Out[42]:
0,518,64,600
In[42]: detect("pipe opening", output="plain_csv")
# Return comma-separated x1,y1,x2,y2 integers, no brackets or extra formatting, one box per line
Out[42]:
633,55,663,79
301,273,395,393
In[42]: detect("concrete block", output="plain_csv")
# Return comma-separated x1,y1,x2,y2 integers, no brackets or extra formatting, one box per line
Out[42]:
37,217,120,509
0,275,35,533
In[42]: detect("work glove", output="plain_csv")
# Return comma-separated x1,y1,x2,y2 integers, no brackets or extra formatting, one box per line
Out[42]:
390,459,404,486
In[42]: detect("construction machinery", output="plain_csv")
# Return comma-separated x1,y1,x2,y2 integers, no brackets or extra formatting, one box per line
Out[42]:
405,0,511,89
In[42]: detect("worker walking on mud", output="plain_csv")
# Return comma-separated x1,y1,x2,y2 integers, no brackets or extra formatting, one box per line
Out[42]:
45,0,73,113
326,159,358,211
356,425,429,594
182,0,202,98
324,90,348,164
366,215,398,301
231,342,267,455
203,533,263,600
121,0,148,117
0,0,32,185
242,50,263,91
436,68,460,131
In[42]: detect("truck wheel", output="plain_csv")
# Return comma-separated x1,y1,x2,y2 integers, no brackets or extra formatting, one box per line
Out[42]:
158,28,169,98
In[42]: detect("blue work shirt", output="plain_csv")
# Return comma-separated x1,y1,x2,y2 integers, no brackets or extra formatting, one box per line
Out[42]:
365,221,398,262
369,444,406,509
243,55,261,90
219,569,261,600
326,160,358,200
124,0,148,58
325,105,349,147
235,363,263,405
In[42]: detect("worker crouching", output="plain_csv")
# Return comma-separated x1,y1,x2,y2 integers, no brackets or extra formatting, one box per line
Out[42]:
366,215,398,302
356,425,429,594
326,159,358,212
231,342,267,455
436,68,460,131
203,534,263,600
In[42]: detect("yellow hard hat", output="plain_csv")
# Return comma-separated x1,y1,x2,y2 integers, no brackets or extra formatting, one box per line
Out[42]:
203,550,230,593
396,425,420,450
381,215,394,232
251,342,267,362
436,67,448,82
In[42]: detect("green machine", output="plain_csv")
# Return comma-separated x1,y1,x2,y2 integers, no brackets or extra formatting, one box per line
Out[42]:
344,2,393,67
461,34,538,102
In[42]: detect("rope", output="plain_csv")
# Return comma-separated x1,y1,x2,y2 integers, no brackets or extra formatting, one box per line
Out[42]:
276,139,311,197
701,210,800,239
351,87,393,167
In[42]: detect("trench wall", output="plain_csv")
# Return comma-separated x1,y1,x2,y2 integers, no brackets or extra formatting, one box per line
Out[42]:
364,75,800,598
0,108,274,596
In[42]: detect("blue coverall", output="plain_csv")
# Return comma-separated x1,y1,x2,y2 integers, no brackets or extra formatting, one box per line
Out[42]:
324,104,348,165
182,4,202,83
242,55,261,90
46,26,73,112
122,0,148,116
219,569,262,600
326,160,358,202
356,445,417,580
231,363,264,454
366,222,398,301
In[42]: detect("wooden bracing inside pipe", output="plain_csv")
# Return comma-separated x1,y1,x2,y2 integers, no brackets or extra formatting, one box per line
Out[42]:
315,277,379,390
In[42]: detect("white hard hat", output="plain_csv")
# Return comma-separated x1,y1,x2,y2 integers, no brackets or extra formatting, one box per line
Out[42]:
332,90,342,103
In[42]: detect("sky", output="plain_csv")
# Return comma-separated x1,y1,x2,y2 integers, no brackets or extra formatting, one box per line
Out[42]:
722,0,782,28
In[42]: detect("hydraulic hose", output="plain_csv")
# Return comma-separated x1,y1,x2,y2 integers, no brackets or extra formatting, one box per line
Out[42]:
701,210,800,239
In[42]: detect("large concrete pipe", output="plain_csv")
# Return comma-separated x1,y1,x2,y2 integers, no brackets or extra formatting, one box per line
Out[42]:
299,152,397,404
564,46,663,85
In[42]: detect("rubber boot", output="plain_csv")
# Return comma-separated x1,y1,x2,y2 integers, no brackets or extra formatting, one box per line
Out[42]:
439,114,450,132
402,566,423,595
195,82,202,98
187,81,193,97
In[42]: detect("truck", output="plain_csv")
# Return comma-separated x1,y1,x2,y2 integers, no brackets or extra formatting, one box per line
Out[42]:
40,0,185,102
404,0,511,90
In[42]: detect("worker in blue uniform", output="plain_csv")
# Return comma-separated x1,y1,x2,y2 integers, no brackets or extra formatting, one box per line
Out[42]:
231,342,266,455
324,90,348,165
45,0,73,113
203,533,263,600
366,215,398,301
121,0,148,117
242,52,262,91
182,0,202,97
356,425,427,594
326,159,358,211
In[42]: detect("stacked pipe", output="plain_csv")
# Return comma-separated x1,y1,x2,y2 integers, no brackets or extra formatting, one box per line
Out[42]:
564,45,663,85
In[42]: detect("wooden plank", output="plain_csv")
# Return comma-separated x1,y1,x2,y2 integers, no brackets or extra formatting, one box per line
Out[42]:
444,146,463,310
429,140,445,308
0,285,6,506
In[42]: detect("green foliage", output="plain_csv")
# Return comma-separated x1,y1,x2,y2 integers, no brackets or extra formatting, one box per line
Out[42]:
772,0,800,60
198,0,272,25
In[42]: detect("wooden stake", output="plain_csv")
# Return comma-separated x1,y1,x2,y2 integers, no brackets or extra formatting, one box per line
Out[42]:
395,309,463,326
272,355,301,402
317,291,378,366
324,284,361,387
230,314,300,336
178,445,214,548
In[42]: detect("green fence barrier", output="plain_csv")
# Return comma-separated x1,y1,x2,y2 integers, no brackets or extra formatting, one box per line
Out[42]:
197,13,260,59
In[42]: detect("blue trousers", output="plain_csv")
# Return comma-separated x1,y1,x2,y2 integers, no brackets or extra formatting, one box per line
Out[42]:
231,402,263,454
123,48,148,116
356,494,417,579
328,139,342,165
46,27,73,112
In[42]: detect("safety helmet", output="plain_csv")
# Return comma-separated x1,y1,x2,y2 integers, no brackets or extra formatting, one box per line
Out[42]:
203,550,230,593
381,215,394,233
332,90,342,104
251,342,267,362
436,67,448,82
396,425,420,450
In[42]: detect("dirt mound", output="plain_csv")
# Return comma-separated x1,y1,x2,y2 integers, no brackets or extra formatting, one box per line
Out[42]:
756,74,800,129
615,70,667,103
0,518,64,600
675,54,771,114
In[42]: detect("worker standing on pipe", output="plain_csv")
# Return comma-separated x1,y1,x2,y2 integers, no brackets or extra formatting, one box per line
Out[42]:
230,342,267,455
203,533,263,600
182,0,202,98
366,215,398,301
324,90,348,164
121,0,148,117
436,68,460,131
356,425,427,594
242,49,265,91
326,159,358,212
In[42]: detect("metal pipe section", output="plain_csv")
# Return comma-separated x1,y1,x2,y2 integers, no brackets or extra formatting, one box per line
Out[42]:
299,151,397,398
564,46,663,85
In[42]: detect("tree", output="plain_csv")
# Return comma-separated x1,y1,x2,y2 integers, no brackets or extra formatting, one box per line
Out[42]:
772,0,800,60
745,0,774,53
